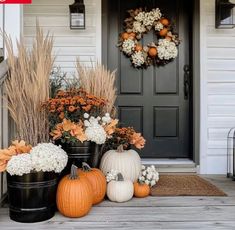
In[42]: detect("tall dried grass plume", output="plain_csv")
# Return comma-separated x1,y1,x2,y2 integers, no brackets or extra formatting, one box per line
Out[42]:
76,61,117,115
4,25,54,146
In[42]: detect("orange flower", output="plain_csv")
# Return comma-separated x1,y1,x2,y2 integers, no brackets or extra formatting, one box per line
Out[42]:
68,106,76,112
57,106,64,112
62,119,75,132
50,130,62,140
59,112,65,120
130,132,146,149
104,119,119,135
82,105,92,112
70,125,87,143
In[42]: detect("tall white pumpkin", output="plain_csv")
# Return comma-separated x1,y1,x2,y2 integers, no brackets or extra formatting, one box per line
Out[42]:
100,145,141,182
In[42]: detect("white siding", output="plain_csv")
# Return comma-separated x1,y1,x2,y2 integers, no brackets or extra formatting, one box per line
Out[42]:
200,0,235,174
23,0,101,74
0,5,3,49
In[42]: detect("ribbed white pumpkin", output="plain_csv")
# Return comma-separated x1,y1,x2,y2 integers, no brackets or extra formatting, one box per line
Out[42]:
107,173,134,203
100,145,141,182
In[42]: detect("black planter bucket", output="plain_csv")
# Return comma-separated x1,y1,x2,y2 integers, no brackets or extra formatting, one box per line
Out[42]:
59,141,103,176
7,172,58,223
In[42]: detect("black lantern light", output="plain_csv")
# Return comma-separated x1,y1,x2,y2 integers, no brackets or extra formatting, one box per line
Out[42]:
216,0,235,28
69,0,85,29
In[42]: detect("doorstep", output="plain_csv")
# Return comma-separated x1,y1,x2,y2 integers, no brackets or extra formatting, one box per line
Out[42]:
141,158,198,173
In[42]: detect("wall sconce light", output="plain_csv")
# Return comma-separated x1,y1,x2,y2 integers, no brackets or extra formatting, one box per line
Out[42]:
69,0,85,29
216,0,235,28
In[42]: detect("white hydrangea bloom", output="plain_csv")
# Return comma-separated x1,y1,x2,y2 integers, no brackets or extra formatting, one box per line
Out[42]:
152,8,162,21
85,124,107,144
131,51,145,67
157,39,178,60
133,21,146,34
138,164,160,187
106,169,119,182
122,39,135,55
155,21,164,31
135,12,145,22
83,113,89,119
31,143,68,173
7,154,33,176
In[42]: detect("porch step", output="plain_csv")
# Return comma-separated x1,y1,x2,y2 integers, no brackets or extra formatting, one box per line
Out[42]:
141,159,197,173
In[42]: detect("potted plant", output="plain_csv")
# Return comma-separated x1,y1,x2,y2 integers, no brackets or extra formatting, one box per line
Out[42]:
134,165,159,198
100,127,146,182
46,90,118,172
1,25,62,222
0,141,68,223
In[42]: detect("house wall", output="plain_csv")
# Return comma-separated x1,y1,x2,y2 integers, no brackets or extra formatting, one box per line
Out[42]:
23,0,235,174
23,0,101,74
0,5,3,49
200,0,235,174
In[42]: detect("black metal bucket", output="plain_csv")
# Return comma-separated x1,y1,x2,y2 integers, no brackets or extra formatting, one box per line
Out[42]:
59,141,103,176
7,171,58,223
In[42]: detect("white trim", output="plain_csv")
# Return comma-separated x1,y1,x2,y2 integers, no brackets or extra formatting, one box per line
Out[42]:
199,0,208,174
95,0,102,62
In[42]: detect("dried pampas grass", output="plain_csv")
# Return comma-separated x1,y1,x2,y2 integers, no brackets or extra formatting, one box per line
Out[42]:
4,24,54,146
76,61,117,115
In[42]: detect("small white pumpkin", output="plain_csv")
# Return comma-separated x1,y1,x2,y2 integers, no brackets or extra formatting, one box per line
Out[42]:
100,145,141,182
107,173,134,202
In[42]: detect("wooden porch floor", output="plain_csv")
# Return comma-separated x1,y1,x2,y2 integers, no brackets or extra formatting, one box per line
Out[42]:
1,175,235,229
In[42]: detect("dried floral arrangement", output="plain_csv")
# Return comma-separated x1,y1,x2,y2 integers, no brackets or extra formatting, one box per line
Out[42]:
76,61,117,115
118,8,180,68
104,127,146,150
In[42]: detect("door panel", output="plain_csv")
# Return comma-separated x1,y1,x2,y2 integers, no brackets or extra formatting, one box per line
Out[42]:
107,0,192,158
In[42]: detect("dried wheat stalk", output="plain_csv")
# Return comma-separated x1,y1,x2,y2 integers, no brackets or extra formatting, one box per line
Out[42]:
76,61,117,115
4,25,54,146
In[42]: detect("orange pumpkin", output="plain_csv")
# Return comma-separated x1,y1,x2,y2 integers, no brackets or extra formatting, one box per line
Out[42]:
56,165,93,218
78,162,107,205
135,44,143,52
121,32,129,40
134,182,150,198
159,28,168,37
160,18,170,26
148,47,158,58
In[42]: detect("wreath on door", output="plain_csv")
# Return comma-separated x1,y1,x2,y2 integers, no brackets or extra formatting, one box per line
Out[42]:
118,8,180,68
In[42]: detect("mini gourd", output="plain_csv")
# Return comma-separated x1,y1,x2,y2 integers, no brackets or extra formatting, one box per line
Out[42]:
100,145,141,182
56,165,93,218
107,173,134,203
78,162,107,205
134,182,150,198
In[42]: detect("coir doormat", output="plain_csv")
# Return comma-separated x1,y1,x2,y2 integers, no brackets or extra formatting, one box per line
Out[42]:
151,175,227,196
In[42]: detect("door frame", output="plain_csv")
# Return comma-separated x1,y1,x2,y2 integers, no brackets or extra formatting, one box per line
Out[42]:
101,0,200,165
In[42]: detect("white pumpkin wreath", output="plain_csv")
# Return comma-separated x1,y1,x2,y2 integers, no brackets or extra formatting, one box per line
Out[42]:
118,8,180,68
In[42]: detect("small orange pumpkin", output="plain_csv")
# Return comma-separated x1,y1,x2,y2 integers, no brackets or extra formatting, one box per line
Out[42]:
160,18,170,27
148,47,158,58
134,182,150,198
135,44,143,52
56,165,93,218
159,28,168,37
78,162,107,205
121,32,129,40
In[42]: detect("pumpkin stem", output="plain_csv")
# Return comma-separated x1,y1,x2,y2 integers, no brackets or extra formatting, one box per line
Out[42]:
116,173,124,181
82,162,92,172
69,164,78,180
117,145,124,153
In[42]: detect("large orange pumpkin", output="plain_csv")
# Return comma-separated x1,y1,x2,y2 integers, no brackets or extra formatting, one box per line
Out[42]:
134,182,150,198
78,162,107,205
56,165,93,218
148,47,158,58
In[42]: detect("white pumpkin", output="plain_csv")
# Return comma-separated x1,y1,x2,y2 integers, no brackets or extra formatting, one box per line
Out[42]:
107,173,134,203
100,145,141,182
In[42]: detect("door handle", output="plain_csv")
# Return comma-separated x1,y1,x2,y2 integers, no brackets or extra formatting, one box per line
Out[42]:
184,64,190,100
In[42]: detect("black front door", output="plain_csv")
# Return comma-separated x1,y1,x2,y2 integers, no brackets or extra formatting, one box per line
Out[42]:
107,0,192,158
